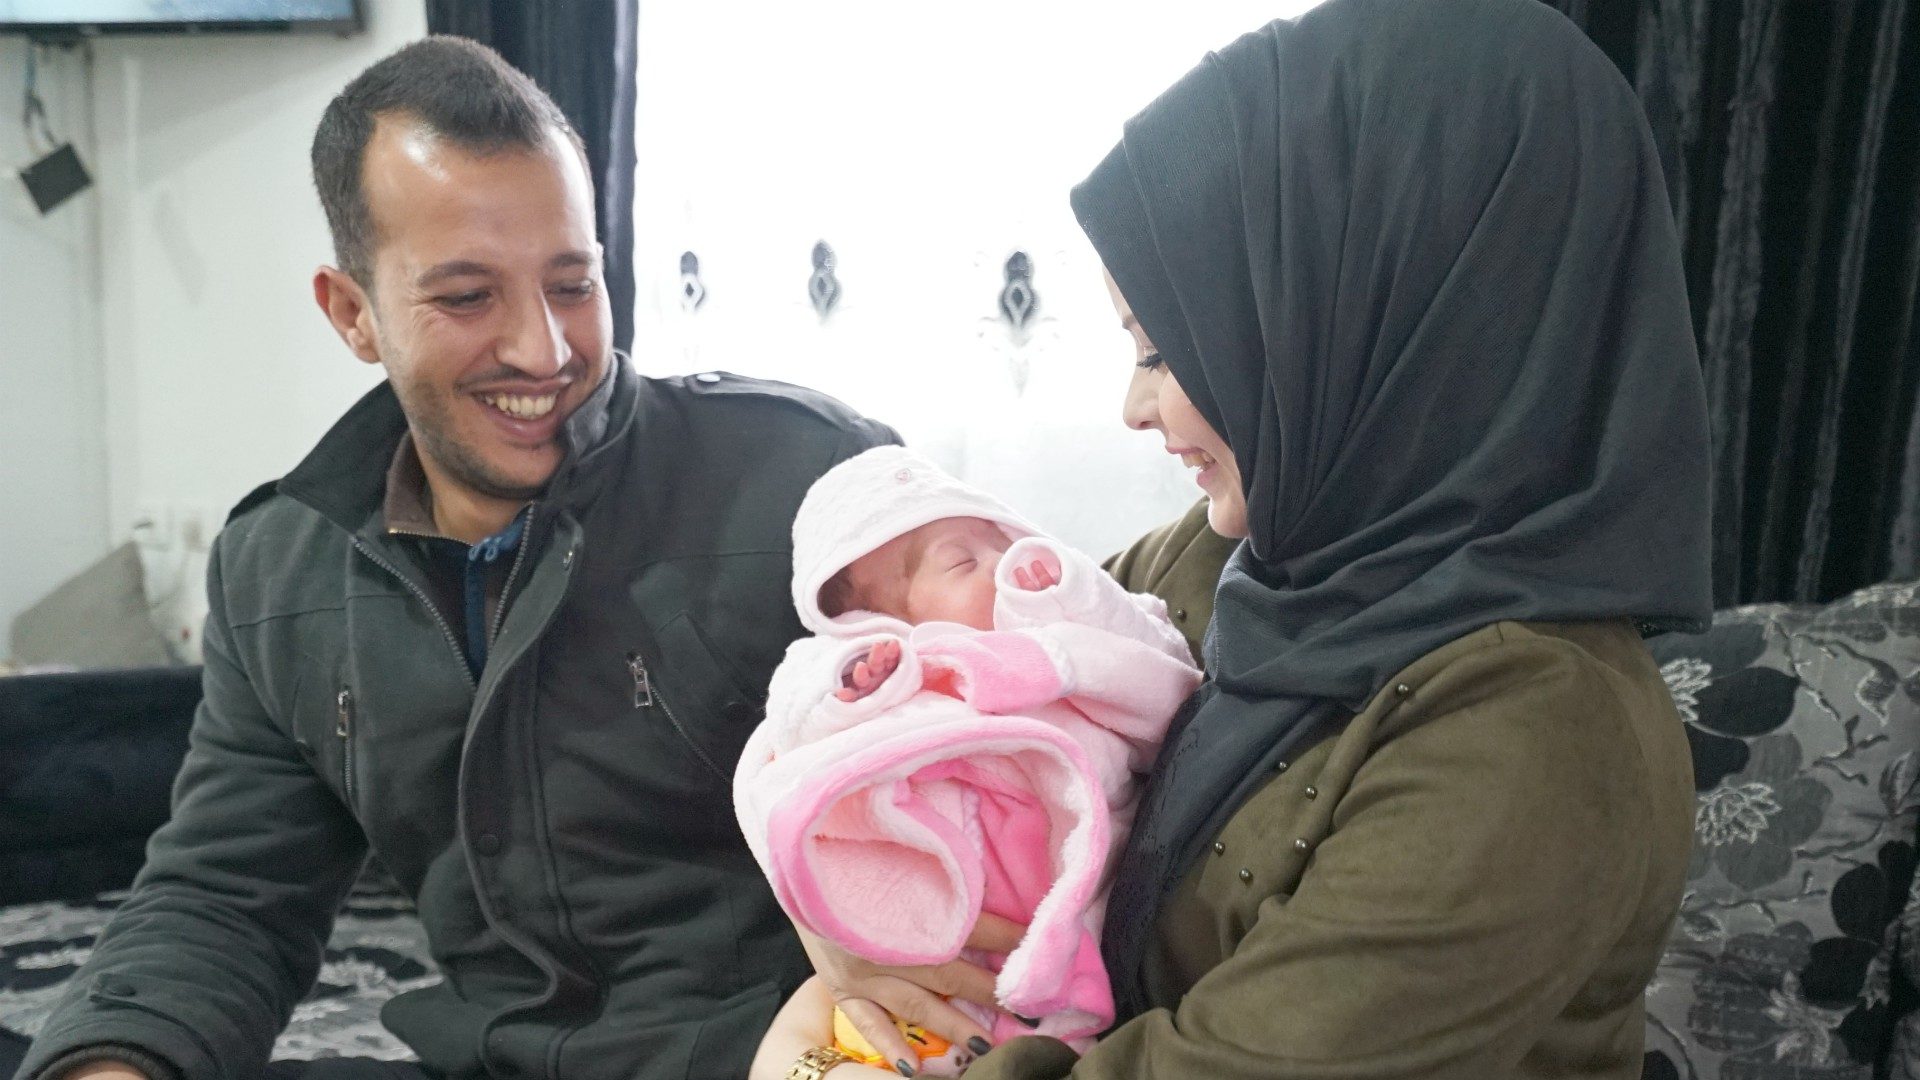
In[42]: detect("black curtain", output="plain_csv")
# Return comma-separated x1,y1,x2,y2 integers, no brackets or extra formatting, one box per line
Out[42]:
1552,0,1920,606
425,0,639,356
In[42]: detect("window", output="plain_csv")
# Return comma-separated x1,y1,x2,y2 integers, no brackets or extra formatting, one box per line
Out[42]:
631,1,1323,554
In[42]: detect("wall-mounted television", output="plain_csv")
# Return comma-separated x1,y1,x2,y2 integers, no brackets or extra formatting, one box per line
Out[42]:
0,0,362,36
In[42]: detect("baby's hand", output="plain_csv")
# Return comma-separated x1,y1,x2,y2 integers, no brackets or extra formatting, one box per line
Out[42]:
835,639,902,701
1011,551,1062,592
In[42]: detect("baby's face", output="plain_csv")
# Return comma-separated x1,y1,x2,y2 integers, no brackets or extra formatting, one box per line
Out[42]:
840,516,1012,630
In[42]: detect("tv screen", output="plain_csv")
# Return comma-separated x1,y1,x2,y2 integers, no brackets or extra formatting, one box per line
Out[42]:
0,0,361,35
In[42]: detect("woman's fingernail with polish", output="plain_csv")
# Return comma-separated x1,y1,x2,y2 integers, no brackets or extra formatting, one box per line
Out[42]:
1015,1014,1041,1028
895,1060,917,1077
968,1036,992,1055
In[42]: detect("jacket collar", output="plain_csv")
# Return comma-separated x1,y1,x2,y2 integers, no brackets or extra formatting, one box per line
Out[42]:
278,353,637,538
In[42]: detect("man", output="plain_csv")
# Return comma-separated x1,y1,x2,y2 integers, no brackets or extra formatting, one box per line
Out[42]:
16,36,896,1080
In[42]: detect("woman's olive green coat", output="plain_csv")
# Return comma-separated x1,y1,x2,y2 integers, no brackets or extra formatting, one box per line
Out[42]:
972,514,1693,1079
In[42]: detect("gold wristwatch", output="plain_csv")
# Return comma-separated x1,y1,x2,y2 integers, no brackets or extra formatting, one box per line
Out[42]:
786,1045,857,1080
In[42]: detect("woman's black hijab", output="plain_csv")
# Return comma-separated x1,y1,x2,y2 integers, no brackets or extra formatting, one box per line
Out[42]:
1073,0,1711,1018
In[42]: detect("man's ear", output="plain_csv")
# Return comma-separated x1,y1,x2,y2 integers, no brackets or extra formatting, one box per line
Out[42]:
313,266,382,366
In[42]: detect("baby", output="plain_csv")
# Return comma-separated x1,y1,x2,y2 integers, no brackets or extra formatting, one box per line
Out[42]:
734,446,1201,1075
822,514,1065,704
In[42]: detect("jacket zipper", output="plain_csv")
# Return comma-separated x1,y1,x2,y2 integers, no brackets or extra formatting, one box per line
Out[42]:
628,651,725,781
626,652,654,707
487,507,538,649
349,537,477,690
336,687,356,804
343,514,542,814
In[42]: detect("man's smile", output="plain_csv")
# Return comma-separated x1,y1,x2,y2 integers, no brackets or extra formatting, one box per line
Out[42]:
478,391,559,420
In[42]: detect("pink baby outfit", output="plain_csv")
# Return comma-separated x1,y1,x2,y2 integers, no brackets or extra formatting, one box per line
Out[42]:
733,447,1201,1068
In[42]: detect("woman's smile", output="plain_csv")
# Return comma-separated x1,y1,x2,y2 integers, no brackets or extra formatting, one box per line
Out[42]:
1170,446,1215,470
1168,445,1219,492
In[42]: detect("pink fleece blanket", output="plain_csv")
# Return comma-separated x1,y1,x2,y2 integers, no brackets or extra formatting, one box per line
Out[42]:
735,538,1201,1056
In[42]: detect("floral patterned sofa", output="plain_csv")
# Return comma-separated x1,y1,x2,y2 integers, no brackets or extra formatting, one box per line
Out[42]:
5,583,1920,1076
1645,581,1920,1079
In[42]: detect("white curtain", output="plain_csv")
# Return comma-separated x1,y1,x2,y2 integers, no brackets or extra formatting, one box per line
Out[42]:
630,1,1322,556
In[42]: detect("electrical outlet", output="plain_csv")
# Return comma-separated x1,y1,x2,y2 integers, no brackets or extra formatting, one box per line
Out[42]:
132,503,173,548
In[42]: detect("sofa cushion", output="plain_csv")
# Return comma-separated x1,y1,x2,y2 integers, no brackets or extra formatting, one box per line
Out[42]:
8,542,176,671
1885,859,1920,1078
0,840,153,907
0,667,200,887
1643,581,1920,1078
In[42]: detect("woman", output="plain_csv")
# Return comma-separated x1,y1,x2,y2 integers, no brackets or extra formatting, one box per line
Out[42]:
755,0,1707,1076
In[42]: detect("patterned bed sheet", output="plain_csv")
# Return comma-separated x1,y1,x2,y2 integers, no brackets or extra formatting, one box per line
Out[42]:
0,881,435,1061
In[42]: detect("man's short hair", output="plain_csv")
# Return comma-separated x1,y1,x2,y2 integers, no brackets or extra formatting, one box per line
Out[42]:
311,35,586,286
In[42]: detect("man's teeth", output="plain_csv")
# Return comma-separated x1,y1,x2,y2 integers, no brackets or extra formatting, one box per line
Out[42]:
1181,451,1215,469
481,393,558,420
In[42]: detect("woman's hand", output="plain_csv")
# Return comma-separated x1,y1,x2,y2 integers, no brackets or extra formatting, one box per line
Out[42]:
750,975,904,1080
798,913,1027,1073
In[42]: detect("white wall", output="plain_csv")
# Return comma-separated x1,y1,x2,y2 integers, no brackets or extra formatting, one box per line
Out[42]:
81,0,426,653
6,1,1312,653
632,0,1324,556
0,38,109,644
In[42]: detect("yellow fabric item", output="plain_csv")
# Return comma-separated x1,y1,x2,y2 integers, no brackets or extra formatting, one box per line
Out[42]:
832,1005,952,1067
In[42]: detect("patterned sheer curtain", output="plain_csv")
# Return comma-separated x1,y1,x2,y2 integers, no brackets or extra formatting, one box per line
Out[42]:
628,2,1324,557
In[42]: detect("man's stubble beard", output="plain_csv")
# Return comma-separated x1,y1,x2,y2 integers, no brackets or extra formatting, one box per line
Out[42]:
398,373,551,504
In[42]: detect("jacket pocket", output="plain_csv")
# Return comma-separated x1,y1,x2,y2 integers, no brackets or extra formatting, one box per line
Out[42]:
288,662,356,816
334,684,358,811
635,612,766,784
